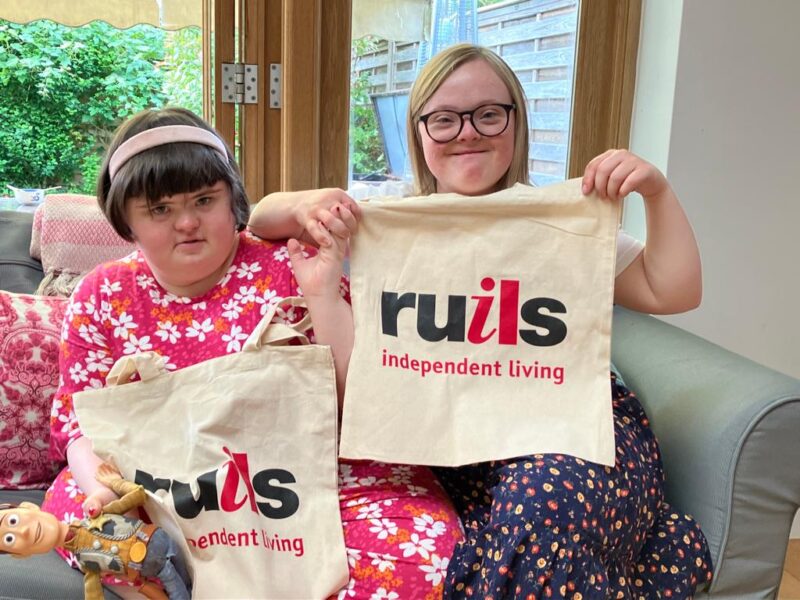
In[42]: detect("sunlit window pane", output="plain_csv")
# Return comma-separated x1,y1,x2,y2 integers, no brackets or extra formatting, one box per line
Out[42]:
349,0,579,191
0,16,203,200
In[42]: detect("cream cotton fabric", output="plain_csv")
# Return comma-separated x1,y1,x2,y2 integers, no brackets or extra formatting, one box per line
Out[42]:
340,179,620,467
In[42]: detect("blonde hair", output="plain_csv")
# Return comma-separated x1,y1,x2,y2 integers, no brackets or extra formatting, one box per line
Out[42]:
407,43,530,195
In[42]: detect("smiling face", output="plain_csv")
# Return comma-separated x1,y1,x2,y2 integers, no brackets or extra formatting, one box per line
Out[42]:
417,58,516,196
1,503,69,557
125,181,239,297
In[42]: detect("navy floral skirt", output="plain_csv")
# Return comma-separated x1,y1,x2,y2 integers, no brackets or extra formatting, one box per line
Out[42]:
434,373,713,599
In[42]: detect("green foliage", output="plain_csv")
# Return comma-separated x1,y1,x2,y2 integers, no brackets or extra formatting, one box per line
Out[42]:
0,20,168,193
350,37,387,178
162,28,203,117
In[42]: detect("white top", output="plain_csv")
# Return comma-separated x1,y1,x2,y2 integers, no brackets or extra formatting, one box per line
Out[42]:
348,180,644,277
615,229,643,276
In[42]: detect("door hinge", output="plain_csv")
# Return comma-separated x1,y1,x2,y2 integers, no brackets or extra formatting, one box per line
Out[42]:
269,64,281,108
221,63,258,104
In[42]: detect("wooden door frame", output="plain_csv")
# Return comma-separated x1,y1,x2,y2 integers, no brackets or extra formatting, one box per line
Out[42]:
241,0,282,199
280,0,352,194
218,0,352,201
568,0,642,178
211,0,236,152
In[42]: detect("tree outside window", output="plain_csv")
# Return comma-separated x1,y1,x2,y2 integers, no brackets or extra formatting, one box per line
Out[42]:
0,19,201,195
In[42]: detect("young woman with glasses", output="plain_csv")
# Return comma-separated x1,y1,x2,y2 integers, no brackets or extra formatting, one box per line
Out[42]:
250,43,712,599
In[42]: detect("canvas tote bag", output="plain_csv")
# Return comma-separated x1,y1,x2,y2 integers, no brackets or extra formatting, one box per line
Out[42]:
339,179,620,467
74,298,349,599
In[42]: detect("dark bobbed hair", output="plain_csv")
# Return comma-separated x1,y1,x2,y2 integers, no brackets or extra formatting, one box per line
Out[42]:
97,107,250,242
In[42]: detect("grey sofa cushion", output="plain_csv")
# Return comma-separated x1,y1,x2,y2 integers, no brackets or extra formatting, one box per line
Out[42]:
0,211,44,295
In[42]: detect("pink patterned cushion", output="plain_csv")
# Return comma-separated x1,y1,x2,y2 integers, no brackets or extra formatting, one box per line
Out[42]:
0,291,66,488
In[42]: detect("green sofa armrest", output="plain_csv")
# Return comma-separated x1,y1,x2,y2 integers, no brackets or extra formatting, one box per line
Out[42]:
611,307,800,599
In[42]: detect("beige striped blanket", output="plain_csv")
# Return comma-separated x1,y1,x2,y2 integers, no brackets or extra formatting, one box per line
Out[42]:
30,194,135,296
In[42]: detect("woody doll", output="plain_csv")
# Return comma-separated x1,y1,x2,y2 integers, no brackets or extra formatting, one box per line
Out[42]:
0,464,191,600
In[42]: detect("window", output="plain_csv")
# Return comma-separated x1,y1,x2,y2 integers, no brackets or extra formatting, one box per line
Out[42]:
346,0,641,191
0,1,234,200
0,1,639,203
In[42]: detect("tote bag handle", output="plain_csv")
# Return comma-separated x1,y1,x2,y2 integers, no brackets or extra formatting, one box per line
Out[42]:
105,297,313,386
243,296,313,350
105,352,169,386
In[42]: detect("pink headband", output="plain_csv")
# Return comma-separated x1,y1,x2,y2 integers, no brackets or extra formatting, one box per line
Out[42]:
108,125,229,180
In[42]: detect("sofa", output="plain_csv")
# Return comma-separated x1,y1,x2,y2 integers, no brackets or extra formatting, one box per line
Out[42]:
1,207,799,599
0,210,121,599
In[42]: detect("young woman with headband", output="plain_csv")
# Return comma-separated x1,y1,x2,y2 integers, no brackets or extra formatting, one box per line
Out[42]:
42,107,463,598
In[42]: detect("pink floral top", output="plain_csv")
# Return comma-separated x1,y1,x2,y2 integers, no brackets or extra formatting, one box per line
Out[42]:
49,231,342,460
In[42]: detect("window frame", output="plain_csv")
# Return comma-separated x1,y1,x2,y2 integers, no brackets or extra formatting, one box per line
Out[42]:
568,0,642,178
240,0,641,199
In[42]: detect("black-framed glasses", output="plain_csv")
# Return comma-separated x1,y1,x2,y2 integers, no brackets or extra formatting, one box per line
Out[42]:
418,103,515,143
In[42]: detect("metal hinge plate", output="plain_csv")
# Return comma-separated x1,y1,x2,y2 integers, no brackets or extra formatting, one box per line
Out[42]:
269,64,281,108
221,63,258,104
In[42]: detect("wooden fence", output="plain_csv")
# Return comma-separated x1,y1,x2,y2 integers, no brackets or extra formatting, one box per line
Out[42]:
353,0,578,185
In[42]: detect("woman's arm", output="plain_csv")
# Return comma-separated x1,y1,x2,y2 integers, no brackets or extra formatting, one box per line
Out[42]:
286,222,353,411
248,189,361,246
582,149,702,314
68,437,118,516
54,279,120,516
